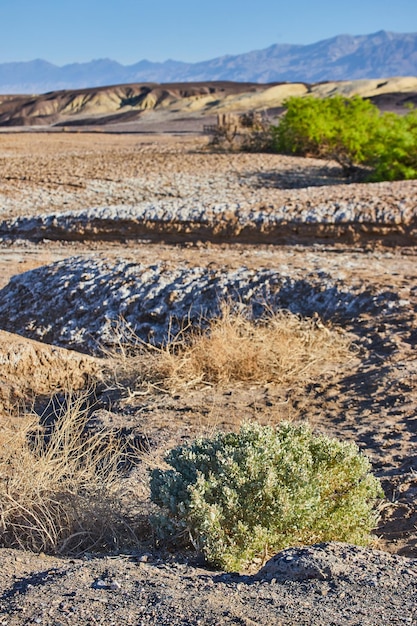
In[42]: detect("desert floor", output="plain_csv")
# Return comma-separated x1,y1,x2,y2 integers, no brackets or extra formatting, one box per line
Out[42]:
0,130,416,625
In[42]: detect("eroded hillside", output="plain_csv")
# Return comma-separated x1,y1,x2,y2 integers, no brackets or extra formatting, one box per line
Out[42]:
1,76,417,128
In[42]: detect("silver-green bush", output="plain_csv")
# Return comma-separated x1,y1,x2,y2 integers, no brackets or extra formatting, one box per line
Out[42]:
150,422,383,571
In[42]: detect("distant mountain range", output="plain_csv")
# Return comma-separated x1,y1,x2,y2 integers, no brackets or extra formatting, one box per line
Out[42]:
1,30,417,95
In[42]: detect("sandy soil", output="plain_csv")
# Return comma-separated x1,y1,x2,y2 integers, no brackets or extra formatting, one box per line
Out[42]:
0,131,416,624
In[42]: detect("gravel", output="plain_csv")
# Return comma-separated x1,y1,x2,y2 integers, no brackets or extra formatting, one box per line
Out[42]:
0,543,415,626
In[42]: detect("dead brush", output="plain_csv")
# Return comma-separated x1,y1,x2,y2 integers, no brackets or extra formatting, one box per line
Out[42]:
157,305,353,389
105,305,354,395
0,393,144,554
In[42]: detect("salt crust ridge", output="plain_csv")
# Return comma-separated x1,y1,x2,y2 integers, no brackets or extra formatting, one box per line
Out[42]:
0,256,401,354
1,199,415,234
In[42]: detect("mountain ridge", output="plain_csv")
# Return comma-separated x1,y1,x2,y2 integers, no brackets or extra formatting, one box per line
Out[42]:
1,30,417,94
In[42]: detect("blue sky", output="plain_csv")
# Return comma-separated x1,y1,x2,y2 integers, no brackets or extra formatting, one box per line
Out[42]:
1,0,417,65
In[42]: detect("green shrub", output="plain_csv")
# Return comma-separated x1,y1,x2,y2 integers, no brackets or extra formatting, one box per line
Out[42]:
366,107,417,181
272,95,417,181
272,95,380,175
150,422,383,571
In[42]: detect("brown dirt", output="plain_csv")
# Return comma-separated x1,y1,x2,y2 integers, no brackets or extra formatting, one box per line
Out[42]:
0,330,100,414
0,131,416,624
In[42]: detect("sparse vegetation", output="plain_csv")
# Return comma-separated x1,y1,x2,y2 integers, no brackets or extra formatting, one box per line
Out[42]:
207,111,273,152
106,305,352,394
0,306,354,556
0,394,141,554
272,95,417,181
206,95,417,182
150,421,383,571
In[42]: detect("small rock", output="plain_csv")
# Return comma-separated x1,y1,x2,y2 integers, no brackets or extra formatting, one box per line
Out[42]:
92,579,107,590
110,580,121,591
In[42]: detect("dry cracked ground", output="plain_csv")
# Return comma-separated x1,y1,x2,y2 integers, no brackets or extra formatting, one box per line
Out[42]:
0,130,416,625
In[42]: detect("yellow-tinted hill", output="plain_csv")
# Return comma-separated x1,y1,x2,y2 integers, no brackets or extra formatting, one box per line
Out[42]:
0,77,416,127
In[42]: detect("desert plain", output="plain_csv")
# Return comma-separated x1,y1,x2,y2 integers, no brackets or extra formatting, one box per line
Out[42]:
0,122,416,624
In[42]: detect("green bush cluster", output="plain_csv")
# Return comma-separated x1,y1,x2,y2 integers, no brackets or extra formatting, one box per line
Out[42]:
272,95,417,181
150,422,383,571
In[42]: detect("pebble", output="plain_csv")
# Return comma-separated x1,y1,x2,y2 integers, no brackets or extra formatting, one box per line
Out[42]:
92,579,107,589
110,581,121,590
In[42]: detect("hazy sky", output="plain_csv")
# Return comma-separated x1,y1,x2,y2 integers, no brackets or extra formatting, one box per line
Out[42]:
1,0,417,65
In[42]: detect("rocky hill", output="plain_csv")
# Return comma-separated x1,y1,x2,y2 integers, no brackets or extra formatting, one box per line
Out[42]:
1,31,416,94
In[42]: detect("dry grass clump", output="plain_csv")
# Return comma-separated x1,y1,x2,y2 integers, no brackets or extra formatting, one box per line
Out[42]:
0,394,142,554
107,305,353,394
